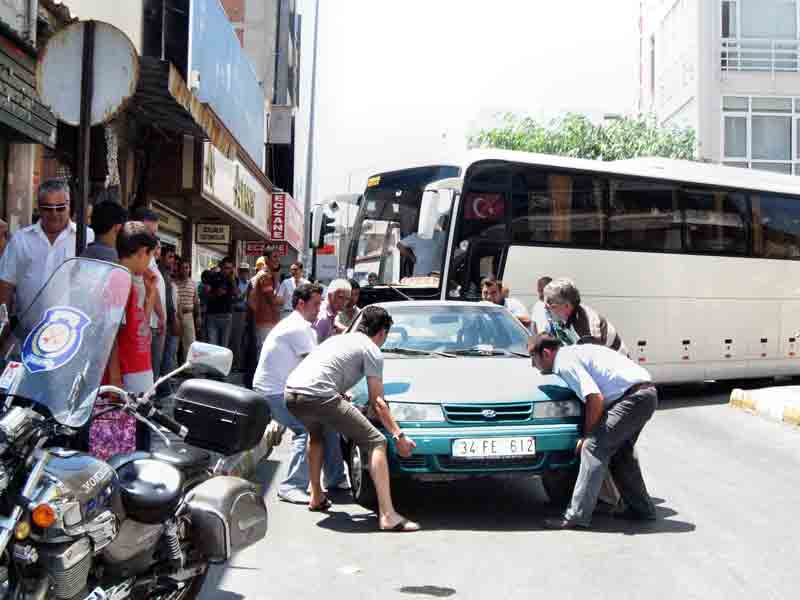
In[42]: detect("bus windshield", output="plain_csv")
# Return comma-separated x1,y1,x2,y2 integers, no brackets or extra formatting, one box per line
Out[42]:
347,165,459,288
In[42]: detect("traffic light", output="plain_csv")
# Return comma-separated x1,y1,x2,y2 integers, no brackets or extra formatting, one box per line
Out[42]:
311,204,337,248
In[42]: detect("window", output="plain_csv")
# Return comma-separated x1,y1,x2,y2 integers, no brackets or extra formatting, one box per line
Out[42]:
741,0,796,39
683,189,749,254
608,180,681,251
722,1,738,38
752,194,800,258
510,170,605,247
722,95,800,173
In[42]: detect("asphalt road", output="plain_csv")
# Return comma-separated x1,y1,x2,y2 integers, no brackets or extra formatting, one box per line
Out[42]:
199,383,800,600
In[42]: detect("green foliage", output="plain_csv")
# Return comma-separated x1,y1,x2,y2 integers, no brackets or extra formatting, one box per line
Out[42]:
469,113,696,161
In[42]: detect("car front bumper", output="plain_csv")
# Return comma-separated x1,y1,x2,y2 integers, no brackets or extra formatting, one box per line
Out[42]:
385,423,581,476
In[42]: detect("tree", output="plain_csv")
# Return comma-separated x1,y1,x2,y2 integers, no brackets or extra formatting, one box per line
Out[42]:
469,113,696,161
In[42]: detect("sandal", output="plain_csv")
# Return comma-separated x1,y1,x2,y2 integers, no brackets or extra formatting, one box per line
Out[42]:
308,497,332,512
380,518,420,532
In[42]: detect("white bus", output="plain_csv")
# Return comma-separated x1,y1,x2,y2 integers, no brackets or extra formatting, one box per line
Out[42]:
346,150,800,383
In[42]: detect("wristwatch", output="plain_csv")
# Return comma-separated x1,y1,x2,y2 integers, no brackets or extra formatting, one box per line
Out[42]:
392,431,406,442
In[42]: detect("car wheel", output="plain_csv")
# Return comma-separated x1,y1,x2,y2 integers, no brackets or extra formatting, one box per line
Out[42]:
542,467,578,507
347,443,377,510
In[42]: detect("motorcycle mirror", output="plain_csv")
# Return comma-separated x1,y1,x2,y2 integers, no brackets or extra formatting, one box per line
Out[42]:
186,342,233,376
0,304,8,339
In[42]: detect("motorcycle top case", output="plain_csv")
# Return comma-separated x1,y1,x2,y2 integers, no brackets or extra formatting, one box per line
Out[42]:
185,476,267,563
173,379,270,455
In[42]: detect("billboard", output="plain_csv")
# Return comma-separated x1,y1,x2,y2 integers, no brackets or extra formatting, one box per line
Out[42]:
189,0,265,166
271,192,304,252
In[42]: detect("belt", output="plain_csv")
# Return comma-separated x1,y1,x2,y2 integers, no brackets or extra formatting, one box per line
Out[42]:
623,381,656,397
181,308,194,314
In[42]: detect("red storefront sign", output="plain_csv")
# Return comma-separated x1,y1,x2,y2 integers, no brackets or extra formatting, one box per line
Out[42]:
244,241,288,257
270,192,303,252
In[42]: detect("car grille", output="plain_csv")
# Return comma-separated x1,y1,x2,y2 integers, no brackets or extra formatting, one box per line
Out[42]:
442,403,533,423
437,454,543,471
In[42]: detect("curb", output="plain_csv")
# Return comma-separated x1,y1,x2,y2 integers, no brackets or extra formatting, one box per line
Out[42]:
730,387,800,427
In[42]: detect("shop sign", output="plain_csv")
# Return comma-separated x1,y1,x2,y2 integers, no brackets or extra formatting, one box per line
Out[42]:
245,241,288,257
152,206,183,234
196,223,231,245
270,192,303,252
202,142,268,234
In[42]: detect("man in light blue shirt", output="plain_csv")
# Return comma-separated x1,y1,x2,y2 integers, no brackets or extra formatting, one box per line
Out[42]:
531,335,658,529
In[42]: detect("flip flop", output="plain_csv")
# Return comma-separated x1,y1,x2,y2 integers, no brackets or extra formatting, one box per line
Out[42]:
380,519,420,532
308,497,332,512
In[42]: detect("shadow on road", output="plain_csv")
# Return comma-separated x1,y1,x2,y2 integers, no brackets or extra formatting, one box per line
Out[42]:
314,479,695,536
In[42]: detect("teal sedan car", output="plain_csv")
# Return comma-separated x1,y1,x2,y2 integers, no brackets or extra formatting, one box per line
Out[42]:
342,301,583,508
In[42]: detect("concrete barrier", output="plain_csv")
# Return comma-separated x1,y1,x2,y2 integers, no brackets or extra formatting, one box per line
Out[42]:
730,386,800,427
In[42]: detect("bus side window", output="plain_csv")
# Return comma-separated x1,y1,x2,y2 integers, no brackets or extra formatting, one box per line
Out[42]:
511,170,605,247
683,189,749,255
752,194,800,259
608,180,681,252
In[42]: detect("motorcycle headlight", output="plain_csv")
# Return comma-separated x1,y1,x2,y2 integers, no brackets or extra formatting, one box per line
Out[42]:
533,400,582,419
388,402,444,422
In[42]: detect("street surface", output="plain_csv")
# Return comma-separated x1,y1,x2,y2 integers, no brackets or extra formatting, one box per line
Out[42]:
199,383,800,600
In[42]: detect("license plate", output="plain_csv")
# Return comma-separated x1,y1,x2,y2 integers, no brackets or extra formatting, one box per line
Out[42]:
451,437,536,459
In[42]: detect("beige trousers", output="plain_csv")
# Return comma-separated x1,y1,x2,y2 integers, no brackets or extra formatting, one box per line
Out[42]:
179,313,196,363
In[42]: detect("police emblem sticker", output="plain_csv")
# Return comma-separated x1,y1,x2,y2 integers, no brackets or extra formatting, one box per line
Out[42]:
21,307,91,374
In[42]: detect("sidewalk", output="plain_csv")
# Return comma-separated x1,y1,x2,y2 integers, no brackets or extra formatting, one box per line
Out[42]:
152,371,284,479
729,386,800,427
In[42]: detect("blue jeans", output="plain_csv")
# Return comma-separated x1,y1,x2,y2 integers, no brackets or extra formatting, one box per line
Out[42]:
161,335,179,376
262,392,346,495
206,313,233,348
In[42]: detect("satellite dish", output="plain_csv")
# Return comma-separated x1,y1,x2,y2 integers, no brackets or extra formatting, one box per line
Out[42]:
36,21,139,126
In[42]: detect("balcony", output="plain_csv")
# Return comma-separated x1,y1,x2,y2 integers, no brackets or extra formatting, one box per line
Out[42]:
722,38,800,73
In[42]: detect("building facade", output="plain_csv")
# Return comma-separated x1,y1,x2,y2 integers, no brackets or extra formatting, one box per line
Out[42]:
64,0,271,274
640,0,800,175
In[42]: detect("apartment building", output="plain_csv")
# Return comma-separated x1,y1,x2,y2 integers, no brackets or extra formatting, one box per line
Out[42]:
640,0,800,174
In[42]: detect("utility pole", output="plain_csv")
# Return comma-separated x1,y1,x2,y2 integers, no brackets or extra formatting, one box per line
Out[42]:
303,0,321,277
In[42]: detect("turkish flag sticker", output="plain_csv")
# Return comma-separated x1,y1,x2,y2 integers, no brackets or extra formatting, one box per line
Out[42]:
464,192,505,220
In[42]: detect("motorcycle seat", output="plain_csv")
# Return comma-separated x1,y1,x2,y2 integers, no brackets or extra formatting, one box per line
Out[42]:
115,458,183,524
151,443,211,480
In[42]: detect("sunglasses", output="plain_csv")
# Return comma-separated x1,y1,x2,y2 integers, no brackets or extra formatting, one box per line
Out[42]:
39,204,68,213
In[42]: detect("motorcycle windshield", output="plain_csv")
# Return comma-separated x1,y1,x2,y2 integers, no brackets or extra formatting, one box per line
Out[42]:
1,258,131,428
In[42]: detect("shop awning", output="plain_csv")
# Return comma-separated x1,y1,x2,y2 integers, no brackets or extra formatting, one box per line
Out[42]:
128,57,236,159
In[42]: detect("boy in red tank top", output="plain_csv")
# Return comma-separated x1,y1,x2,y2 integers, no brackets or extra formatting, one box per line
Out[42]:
90,222,159,459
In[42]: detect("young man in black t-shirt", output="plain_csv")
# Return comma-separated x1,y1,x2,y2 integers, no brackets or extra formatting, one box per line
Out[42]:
204,256,236,348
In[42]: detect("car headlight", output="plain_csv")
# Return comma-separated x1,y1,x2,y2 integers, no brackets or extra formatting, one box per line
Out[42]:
533,400,582,418
388,402,444,422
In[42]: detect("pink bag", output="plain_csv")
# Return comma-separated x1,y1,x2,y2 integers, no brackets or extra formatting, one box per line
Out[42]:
89,401,137,461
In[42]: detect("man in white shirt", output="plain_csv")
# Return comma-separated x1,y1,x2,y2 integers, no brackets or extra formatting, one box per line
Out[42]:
530,275,552,334
530,335,658,530
252,282,346,503
481,277,531,329
0,180,94,316
277,261,309,317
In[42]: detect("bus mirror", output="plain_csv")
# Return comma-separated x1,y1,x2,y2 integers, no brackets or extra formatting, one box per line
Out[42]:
418,189,453,239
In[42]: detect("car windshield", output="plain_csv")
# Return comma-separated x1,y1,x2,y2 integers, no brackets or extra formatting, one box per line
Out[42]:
379,304,530,355
0,258,131,427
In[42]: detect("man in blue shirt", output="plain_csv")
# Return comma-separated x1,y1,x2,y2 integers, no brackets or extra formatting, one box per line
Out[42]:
531,334,658,529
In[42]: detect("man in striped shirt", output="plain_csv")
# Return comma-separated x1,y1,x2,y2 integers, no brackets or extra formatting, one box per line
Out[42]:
174,257,199,363
541,278,628,356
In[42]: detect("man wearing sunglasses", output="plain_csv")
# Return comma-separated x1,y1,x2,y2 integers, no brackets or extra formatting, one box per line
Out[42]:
0,179,93,316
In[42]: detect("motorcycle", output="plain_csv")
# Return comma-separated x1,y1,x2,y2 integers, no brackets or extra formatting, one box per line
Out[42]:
0,258,270,600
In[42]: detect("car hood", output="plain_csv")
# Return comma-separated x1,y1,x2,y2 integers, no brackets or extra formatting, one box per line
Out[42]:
352,356,576,405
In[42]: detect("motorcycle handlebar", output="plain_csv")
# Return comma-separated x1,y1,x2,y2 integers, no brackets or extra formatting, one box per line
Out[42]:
135,402,188,439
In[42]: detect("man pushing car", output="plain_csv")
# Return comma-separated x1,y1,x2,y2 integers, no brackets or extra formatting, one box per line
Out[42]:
530,334,658,530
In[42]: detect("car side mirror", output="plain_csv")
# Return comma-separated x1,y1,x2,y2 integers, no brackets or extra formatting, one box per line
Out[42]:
186,342,233,376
